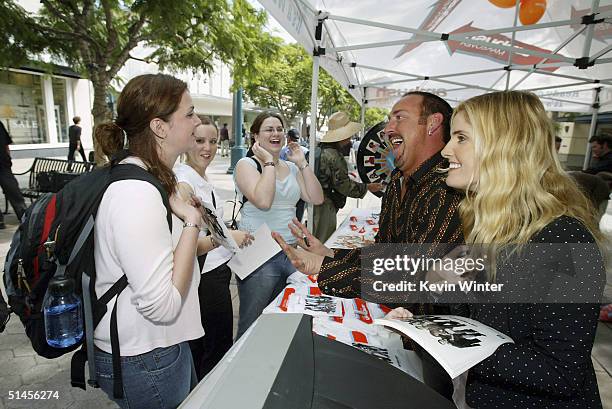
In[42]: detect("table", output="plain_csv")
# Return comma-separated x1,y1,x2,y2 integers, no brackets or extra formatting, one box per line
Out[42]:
324,208,380,249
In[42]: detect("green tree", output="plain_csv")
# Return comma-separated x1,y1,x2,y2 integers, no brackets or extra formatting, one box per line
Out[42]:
364,107,390,131
243,43,311,126
1,0,279,162
244,43,368,132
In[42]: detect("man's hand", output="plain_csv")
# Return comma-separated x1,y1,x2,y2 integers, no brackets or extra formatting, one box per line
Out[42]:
384,307,413,320
272,232,324,276
288,218,334,258
367,183,384,193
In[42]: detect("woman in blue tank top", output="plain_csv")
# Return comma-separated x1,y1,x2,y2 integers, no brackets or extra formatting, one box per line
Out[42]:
233,112,323,338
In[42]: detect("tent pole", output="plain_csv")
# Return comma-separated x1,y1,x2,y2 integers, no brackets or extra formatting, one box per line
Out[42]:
581,0,600,61
582,86,602,171
580,0,601,171
308,13,324,233
505,0,521,90
360,90,366,138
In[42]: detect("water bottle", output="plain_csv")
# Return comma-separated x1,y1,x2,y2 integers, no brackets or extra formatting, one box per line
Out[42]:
43,277,83,348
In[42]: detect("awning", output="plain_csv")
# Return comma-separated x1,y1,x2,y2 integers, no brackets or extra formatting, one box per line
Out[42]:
258,0,612,113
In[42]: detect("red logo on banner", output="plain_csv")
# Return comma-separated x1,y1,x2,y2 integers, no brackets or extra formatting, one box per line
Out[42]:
395,0,463,58
445,22,562,71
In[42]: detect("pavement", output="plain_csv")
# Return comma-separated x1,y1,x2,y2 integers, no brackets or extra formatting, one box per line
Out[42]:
0,154,610,408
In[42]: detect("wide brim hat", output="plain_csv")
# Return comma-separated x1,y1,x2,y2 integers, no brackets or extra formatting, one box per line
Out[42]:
321,112,361,143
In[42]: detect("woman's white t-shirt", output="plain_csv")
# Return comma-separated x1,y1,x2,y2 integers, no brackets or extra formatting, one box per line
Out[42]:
93,157,204,355
174,163,233,272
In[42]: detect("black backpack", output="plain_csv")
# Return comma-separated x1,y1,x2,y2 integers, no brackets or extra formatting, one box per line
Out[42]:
2,150,171,399
230,156,262,230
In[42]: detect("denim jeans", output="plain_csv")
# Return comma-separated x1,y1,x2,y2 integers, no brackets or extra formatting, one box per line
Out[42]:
94,342,196,409
236,251,295,339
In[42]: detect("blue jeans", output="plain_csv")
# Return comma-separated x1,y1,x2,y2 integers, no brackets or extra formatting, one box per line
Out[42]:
94,342,196,409
236,251,295,338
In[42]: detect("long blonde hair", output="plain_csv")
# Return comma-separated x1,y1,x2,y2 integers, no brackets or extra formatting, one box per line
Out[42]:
454,91,601,250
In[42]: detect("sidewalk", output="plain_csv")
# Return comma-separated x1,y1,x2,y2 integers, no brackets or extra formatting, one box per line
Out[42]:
0,154,611,408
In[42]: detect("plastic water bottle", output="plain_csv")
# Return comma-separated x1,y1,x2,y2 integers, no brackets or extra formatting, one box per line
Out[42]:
43,277,83,348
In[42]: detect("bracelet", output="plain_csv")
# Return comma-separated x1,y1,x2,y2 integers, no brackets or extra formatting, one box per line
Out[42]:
298,162,309,171
183,222,200,230
263,161,275,167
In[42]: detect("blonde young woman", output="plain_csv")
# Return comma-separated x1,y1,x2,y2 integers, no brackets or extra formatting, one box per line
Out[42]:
395,91,606,408
174,119,252,379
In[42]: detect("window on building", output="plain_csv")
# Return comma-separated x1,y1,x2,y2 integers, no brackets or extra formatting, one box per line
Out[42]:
53,78,68,143
0,70,48,144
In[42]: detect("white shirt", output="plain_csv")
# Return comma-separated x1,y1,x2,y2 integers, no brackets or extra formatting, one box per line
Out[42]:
174,163,233,272
93,157,204,355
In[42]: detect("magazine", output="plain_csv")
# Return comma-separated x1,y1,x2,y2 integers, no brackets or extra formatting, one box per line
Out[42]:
312,317,423,381
263,286,343,317
373,315,513,379
196,197,239,252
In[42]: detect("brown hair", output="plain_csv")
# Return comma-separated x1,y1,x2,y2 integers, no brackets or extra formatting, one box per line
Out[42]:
200,116,218,131
403,91,453,143
250,112,284,136
95,74,188,194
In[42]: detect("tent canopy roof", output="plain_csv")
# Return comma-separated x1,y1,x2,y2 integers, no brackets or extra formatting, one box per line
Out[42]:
259,0,612,113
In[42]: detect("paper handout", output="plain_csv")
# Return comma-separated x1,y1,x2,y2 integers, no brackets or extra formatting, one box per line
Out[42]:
227,224,281,280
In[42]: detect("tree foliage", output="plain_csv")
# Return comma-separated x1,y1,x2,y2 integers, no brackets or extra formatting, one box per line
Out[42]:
243,43,357,129
243,43,389,133
0,0,279,161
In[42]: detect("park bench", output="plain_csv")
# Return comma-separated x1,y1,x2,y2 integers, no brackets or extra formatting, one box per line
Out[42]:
13,158,95,204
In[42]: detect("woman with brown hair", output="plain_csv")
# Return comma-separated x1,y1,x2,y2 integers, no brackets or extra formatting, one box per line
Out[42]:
93,73,206,409
233,112,323,338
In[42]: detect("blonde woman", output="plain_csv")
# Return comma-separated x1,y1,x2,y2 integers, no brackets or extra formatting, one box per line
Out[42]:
421,91,604,408
174,119,252,379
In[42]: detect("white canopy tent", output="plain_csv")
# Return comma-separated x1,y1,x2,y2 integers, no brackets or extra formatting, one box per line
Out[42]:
258,0,612,225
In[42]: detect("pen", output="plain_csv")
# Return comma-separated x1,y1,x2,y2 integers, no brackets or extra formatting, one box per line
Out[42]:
303,235,310,247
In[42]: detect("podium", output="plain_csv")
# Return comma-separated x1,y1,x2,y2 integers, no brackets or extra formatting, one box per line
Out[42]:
180,314,454,409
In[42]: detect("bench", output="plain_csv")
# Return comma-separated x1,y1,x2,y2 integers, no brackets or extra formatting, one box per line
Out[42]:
13,158,95,203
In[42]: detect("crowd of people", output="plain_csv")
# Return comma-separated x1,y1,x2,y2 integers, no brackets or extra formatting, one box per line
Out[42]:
0,72,609,409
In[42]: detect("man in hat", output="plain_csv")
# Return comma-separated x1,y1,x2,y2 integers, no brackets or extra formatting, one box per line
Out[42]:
313,112,383,242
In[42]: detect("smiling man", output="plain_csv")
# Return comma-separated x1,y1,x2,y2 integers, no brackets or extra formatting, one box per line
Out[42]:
273,92,465,399
275,92,463,288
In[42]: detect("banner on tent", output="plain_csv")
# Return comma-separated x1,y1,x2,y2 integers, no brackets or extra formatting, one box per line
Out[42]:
365,86,611,113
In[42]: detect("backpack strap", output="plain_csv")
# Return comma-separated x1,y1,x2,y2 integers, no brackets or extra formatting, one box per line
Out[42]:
70,162,172,398
109,164,172,229
231,157,261,229
72,273,128,392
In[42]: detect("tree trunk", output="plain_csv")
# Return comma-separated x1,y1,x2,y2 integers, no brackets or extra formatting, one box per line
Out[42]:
91,79,112,165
